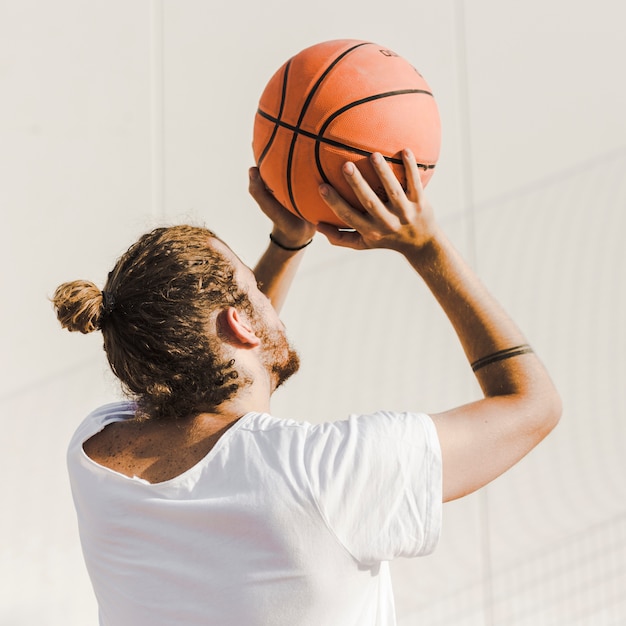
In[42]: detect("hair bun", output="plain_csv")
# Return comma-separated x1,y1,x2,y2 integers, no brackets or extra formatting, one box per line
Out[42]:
52,280,104,334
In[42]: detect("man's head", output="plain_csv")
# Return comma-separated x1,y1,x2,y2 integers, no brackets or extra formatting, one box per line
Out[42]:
53,225,299,420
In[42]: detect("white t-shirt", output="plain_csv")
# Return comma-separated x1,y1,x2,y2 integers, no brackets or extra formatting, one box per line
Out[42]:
67,402,442,626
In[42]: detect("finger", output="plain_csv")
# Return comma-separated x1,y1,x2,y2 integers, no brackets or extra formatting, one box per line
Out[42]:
339,161,390,222
316,222,367,250
248,168,287,217
369,152,407,210
402,149,424,203
248,168,274,203
318,180,372,232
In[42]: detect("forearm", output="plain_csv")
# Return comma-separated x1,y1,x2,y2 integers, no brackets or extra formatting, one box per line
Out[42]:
253,232,309,314
406,228,551,399
247,168,315,313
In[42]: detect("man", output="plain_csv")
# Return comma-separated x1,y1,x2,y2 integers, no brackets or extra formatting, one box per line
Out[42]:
53,150,561,625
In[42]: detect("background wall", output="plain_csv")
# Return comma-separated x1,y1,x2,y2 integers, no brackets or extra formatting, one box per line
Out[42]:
1,0,625,624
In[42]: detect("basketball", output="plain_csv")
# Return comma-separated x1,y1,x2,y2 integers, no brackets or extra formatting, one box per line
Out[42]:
252,39,441,226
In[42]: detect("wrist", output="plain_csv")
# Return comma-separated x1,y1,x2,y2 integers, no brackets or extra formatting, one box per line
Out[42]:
269,231,313,252
402,227,447,270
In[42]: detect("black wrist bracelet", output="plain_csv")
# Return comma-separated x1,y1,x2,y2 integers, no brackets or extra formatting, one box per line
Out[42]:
269,233,313,251
471,344,533,372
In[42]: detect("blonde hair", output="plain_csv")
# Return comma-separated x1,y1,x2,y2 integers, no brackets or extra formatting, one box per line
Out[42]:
52,280,105,334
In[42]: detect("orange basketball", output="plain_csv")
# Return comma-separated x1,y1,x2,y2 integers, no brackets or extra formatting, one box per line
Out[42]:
252,39,441,226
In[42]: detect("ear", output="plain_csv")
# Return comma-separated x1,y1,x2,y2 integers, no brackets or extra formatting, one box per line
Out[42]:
218,307,261,348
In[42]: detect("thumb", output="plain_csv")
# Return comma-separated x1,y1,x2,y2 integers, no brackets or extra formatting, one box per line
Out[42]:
316,223,367,250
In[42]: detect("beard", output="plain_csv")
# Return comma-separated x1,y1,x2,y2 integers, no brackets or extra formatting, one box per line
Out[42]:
255,320,300,391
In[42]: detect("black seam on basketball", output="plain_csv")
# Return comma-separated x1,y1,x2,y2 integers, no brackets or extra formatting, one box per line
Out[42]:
314,89,436,183
257,61,291,167
295,43,371,128
287,42,371,218
257,104,437,171
286,136,302,217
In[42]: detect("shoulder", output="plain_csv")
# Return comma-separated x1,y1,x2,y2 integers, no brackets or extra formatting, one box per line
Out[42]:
306,410,439,445
67,401,136,456
70,401,136,442
239,410,438,442
236,411,440,467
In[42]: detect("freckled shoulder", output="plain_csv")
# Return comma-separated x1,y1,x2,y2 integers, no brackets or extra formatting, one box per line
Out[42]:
82,420,152,475
82,415,241,483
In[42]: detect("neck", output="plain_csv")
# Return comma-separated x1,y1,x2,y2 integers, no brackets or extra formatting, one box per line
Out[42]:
215,376,273,419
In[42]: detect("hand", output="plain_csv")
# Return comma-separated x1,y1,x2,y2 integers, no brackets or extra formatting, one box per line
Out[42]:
316,149,439,254
248,167,316,249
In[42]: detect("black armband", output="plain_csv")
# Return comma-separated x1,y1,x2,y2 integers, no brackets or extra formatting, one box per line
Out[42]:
471,344,533,372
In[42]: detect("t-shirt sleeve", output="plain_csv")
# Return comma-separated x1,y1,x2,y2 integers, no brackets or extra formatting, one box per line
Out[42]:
302,411,442,565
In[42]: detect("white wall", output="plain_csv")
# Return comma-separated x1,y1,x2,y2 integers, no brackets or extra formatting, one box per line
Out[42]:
1,0,625,623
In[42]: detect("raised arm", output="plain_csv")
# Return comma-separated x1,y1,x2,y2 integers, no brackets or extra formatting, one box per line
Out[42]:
248,167,316,313
318,151,561,502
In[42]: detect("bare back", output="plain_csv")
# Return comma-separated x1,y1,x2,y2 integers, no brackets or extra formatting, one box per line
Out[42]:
83,415,240,484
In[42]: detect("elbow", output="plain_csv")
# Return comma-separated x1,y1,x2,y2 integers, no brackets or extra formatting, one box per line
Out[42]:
548,389,563,431
535,384,562,439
